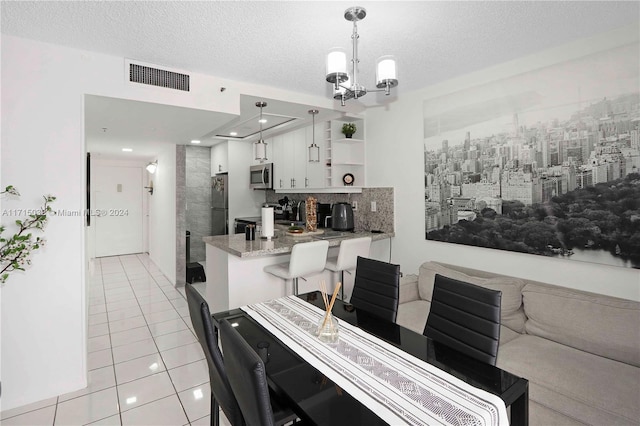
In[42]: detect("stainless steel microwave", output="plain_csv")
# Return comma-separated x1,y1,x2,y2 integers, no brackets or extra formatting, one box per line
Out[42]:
249,163,273,190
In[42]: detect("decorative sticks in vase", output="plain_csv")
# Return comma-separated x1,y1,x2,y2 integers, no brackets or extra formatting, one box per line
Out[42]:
318,280,341,343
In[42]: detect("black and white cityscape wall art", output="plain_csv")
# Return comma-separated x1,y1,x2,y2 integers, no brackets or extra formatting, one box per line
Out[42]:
423,41,640,269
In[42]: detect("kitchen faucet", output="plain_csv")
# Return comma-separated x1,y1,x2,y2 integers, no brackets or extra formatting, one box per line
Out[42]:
296,200,304,222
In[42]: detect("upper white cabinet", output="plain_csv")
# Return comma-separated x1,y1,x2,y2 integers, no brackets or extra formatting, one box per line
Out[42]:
271,117,364,193
272,125,324,191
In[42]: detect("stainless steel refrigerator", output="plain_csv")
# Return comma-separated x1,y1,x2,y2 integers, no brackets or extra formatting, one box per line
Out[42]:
211,174,228,235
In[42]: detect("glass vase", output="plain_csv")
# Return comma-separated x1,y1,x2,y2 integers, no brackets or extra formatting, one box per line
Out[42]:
317,313,339,343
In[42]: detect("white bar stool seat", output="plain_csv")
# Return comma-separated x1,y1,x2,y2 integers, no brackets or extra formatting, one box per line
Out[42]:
264,240,330,296
324,236,372,300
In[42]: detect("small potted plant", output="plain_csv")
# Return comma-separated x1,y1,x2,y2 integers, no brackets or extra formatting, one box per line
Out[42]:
341,123,357,138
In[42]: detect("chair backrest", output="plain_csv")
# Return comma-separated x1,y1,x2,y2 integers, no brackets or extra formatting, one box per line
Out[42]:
335,237,372,271
350,256,401,322
219,319,275,426
423,274,502,366
185,284,244,425
288,240,329,278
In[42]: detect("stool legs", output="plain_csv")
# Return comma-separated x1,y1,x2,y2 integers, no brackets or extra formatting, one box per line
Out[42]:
293,278,299,296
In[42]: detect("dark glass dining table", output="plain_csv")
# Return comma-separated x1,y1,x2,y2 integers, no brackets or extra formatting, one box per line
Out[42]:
212,291,528,426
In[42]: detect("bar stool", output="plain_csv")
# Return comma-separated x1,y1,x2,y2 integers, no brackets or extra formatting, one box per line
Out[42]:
324,236,372,300
264,240,330,296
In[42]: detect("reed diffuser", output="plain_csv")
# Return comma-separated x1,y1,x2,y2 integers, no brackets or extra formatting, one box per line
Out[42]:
317,281,341,343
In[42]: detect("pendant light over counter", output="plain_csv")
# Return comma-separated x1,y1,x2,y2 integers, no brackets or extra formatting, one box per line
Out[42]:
254,101,268,161
308,109,320,163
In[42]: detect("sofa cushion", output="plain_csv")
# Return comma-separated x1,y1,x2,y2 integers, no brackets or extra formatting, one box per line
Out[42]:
497,334,640,425
418,262,526,333
396,300,430,334
523,283,640,367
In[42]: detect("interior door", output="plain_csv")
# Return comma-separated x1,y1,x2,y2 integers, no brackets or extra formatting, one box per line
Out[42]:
94,165,144,257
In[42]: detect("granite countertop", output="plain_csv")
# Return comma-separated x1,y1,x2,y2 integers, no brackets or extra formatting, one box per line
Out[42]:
203,230,395,258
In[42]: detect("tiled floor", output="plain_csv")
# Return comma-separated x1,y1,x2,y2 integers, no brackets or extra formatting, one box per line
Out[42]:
0,254,228,426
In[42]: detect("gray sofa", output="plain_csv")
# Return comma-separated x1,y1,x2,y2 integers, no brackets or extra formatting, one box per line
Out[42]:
397,261,640,426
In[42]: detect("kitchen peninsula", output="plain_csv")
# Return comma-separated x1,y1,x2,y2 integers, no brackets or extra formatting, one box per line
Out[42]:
203,229,394,312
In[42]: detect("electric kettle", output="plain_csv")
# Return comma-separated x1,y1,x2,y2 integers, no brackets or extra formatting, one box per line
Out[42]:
331,202,354,231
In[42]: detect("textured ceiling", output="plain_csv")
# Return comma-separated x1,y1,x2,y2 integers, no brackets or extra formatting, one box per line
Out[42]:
2,1,638,157
3,1,638,100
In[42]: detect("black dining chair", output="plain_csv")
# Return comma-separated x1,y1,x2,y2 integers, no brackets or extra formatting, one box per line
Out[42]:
423,274,502,366
185,283,243,426
219,319,301,426
350,256,401,322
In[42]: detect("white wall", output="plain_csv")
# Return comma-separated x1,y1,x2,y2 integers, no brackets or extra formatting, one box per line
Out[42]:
0,35,238,410
0,35,333,410
366,25,640,301
148,146,177,283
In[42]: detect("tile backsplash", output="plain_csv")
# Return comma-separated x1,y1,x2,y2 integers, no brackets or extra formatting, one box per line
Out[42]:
265,187,394,233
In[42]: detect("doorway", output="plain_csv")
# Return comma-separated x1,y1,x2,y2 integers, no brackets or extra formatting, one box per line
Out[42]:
92,163,146,257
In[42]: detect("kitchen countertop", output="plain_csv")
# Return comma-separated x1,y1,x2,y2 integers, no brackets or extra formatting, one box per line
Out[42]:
203,230,394,258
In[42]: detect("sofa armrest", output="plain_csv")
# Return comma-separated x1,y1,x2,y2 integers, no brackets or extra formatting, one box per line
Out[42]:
399,274,419,304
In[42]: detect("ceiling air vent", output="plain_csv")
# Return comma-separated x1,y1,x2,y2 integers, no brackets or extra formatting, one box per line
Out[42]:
129,63,190,92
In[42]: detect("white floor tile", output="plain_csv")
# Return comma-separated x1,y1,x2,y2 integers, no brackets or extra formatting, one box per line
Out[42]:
59,366,116,402
1,397,58,420
106,298,140,313
102,273,128,284
108,315,147,334
89,296,107,306
170,298,188,310
144,308,181,325
107,306,143,322
160,342,205,370
148,318,188,337
110,326,152,347
114,353,166,385
1,405,56,425
120,394,188,426
88,348,114,370
167,359,208,392
153,329,197,352
139,300,175,315
105,292,137,304
86,414,122,425
54,387,119,425
89,304,107,315
104,286,135,297
135,293,168,305
89,322,110,338
88,334,112,353
116,372,175,412
112,338,158,364
178,383,210,423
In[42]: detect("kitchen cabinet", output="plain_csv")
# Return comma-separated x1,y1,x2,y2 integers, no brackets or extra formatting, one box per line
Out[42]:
270,118,364,193
272,125,323,191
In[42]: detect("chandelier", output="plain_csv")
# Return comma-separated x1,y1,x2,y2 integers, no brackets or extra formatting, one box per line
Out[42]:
254,101,268,161
325,6,398,106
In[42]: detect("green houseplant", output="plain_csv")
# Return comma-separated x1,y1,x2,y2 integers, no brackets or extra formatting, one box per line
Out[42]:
341,123,357,138
0,185,56,283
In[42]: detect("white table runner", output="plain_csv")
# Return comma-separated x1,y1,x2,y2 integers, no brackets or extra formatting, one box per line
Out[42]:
241,296,509,426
